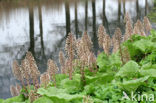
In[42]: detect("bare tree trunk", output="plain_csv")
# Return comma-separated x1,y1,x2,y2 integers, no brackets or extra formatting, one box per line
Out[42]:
85,0,88,31
145,0,148,16
118,0,121,22
123,0,126,15
136,0,139,19
38,3,45,57
92,0,96,35
92,0,98,54
75,1,79,38
65,0,71,36
103,0,110,34
29,3,35,55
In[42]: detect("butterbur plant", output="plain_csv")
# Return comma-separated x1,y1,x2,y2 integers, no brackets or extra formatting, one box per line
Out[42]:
76,39,90,65
113,28,125,64
124,12,133,41
98,25,107,48
21,59,31,89
47,59,58,87
12,61,24,88
81,31,93,51
103,34,111,55
40,72,50,88
80,61,86,90
83,96,93,103
88,52,97,72
25,52,40,89
29,90,39,103
10,84,21,97
64,58,70,74
11,52,41,99
135,20,146,36
144,16,152,34
59,51,66,74
5,13,156,103
65,33,76,80
16,83,22,94
122,47,131,64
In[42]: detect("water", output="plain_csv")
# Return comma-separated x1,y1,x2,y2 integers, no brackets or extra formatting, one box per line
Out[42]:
0,0,156,99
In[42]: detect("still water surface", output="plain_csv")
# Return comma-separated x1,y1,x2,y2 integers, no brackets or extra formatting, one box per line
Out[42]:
0,0,156,99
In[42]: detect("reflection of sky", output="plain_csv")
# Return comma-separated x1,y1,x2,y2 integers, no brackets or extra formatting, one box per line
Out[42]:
0,0,154,46
0,0,155,99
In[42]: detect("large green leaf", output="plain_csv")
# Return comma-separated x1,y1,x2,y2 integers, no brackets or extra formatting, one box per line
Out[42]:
121,76,149,92
123,39,143,61
97,52,110,72
2,95,24,103
108,53,122,70
55,74,68,87
37,87,83,102
0,99,4,103
140,69,156,78
133,39,156,53
33,96,53,103
150,29,156,37
86,73,114,85
116,61,139,78
140,63,156,70
94,85,121,101
140,51,156,65
60,74,81,94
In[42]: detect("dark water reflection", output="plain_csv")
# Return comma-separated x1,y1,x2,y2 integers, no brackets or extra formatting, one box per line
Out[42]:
0,0,155,99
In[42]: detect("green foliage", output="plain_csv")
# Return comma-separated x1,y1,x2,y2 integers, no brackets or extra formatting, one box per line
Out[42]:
60,74,81,94
37,87,83,103
97,52,110,72
140,69,156,78
123,32,156,62
116,60,139,78
148,5,156,23
121,76,149,93
33,96,53,103
2,30,156,102
0,99,4,103
97,52,122,73
2,95,24,103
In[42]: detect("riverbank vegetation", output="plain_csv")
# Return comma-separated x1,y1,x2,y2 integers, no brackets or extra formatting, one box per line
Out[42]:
0,13,156,103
